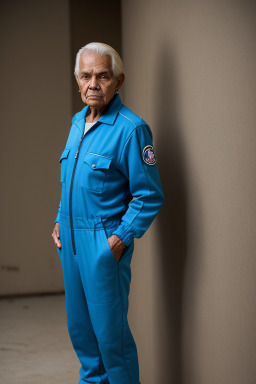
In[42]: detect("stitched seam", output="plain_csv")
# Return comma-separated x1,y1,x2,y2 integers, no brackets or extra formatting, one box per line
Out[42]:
60,213,121,224
60,213,102,219
119,111,136,126
96,343,103,383
87,297,119,304
118,263,131,383
118,124,145,165
58,225,118,231
118,124,152,233
81,185,104,193
86,152,112,160
74,261,103,382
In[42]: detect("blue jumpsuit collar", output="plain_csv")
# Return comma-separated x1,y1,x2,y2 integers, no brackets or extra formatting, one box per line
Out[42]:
74,94,123,132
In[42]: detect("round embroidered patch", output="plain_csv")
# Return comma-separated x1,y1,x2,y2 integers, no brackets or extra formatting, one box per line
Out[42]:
142,145,157,165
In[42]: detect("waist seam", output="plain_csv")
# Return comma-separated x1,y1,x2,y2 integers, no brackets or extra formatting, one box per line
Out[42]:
59,212,122,230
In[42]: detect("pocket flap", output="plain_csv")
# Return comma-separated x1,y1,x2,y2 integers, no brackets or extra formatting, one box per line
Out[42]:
59,148,70,163
83,153,112,170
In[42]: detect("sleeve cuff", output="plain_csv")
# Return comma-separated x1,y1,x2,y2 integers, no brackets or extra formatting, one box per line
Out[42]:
54,211,61,224
112,222,135,247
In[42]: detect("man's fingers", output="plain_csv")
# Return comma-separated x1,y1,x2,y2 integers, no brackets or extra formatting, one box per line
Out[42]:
52,227,62,249
55,234,61,248
55,228,61,248
56,240,61,249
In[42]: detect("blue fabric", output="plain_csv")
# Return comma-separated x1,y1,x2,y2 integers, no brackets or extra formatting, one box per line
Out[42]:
55,94,165,383
55,94,165,244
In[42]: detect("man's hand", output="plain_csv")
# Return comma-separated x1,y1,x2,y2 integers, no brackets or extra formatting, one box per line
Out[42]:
52,223,61,249
107,234,126,262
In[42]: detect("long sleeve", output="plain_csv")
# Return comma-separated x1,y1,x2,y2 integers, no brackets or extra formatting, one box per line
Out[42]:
112,124,165,246
54,201,61,224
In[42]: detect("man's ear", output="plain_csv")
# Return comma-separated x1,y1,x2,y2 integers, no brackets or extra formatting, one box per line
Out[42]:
116,73,125,92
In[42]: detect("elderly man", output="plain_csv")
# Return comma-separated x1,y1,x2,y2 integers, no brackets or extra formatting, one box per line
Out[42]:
52,42,165,384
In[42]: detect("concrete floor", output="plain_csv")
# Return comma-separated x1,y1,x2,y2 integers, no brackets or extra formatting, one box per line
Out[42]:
0,295,80,384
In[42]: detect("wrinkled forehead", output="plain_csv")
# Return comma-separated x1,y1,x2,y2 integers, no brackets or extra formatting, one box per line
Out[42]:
79,52,113,74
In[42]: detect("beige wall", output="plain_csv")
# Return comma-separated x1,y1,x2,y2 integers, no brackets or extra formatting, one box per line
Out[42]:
122,1,256,383
69,0,122,113
1,0,255,382
0,0,122,296
0,0,71,295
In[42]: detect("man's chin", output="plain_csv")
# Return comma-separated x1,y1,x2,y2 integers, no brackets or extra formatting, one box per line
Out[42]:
87,95,103,100
86,99,104,107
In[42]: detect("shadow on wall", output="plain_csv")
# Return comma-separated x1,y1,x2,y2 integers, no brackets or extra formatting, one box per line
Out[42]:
154,44,189,384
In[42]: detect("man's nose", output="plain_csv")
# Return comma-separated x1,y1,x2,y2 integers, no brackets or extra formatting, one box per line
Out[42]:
89,76,99,89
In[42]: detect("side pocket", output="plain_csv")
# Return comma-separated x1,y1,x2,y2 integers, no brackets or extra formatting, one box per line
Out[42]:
59,148,70,183
101,227,118,263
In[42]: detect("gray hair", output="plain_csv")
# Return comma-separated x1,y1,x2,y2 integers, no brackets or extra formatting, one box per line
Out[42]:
74,42,124,78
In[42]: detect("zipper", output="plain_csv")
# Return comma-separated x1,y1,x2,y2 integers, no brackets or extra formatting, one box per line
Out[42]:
69,122,100,255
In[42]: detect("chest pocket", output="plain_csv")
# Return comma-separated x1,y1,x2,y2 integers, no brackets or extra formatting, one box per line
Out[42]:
59,148,70,183
81,152,112,193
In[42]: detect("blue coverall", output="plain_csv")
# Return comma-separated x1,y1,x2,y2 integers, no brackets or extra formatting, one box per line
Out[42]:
55,93,165,384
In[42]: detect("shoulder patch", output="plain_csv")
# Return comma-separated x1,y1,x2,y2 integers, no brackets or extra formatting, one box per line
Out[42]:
142,145,157,165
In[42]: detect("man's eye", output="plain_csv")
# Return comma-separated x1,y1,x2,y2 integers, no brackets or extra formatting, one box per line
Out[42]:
100,75,107,79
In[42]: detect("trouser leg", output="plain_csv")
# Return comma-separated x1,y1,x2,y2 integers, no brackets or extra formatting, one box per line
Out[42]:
58,223,109,384
75,224,141,384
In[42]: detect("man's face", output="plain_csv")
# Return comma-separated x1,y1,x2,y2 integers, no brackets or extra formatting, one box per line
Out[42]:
76,52,123,109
